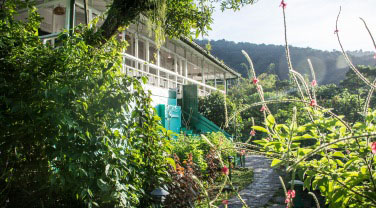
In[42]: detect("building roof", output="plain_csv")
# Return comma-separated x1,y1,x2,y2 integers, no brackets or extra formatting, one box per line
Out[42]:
179,37,241,78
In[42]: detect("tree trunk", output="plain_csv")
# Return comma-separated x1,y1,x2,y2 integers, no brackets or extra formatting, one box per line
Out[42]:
95,0,151,44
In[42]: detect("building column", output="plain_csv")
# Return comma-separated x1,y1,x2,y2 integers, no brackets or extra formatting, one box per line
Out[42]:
145,40,150,73
135,34,139,76
201,58,205,94
179,59,183,76
121,30,126,74
223,73,227,94
174,55,178,88
184,49,188,84
214,68,217,89
65,0,75,30
157,49,160,87
135,34,139,59
88,9,93,24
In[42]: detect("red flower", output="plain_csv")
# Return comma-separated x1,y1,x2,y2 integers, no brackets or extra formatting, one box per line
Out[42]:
221,166,229,175
371,142,376,154
252,77,259,84
250,130,256,136
311,80,317,87
279,0,287,9
260,105,266,112
334,29,339,34
241,150,246,155
222,200,229,205
285,190,296,204
287,190,296,198
310,99,317,107
374,53,376,60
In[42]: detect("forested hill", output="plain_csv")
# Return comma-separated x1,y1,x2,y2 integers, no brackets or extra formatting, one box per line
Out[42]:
196,39,376,84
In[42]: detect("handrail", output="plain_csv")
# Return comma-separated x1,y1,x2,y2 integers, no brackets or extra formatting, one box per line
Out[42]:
122,53,224,93
38,34,222,94
39,33,60,39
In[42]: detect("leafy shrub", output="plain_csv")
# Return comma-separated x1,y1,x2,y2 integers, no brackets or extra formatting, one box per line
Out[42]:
164,153,201,208
198,91,243,138
167,133,240,207
171,135,208,172
200,132,236,160
0,3,170,207
254,111,376,208
171,132,235,174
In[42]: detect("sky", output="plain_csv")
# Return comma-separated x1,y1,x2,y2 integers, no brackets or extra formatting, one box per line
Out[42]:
206,0,376,52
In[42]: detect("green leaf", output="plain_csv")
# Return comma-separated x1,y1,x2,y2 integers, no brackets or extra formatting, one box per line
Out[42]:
304,175,312,190
360,166,367,175
82,102,88,111
97,179,110,192
335,159,344,167
298,148,312,156
253,140,266,145
339,126,347,136
297,126,306,132
105,164,110,176
271,158,282,167
166,157,176,170
332,151,345,158
252,126,269,133
141,76,148,84
266,114,275,127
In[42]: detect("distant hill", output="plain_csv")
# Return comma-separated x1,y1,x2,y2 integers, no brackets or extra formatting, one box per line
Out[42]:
196,39,376,84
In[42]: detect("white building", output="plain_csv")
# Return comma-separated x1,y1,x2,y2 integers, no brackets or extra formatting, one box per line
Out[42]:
16,0,240,135
17,0,240,104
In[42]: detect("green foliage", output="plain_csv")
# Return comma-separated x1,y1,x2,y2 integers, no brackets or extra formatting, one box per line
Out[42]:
97,0,257,45
0,3,170,207
171,135,208,172
340,65,376,93
202,132,236,160
195,39,376,82
255,109,376,208
171,132,235,174
198,91,243,137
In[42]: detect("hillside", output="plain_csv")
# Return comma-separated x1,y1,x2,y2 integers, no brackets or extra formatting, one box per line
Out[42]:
196,39,376,84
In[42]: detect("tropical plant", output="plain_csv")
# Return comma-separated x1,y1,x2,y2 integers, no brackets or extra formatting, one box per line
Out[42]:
0,3,171,207
227,2,376,207
198,91,243,137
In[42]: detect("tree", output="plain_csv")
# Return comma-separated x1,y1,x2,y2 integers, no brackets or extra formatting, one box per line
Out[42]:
89,0,256,45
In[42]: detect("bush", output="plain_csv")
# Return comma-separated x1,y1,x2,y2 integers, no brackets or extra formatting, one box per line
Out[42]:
198,91,243,138
171,132,235,174
167,132,237,207
0,3,170,207
171,135,208,172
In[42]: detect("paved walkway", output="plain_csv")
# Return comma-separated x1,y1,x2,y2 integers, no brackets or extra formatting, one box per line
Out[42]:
225,155,282,208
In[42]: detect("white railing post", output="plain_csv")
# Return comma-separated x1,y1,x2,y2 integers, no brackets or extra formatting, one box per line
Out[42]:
121,53,221,93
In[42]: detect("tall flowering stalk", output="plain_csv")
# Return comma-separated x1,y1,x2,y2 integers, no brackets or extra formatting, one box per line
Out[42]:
229,1,376,207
